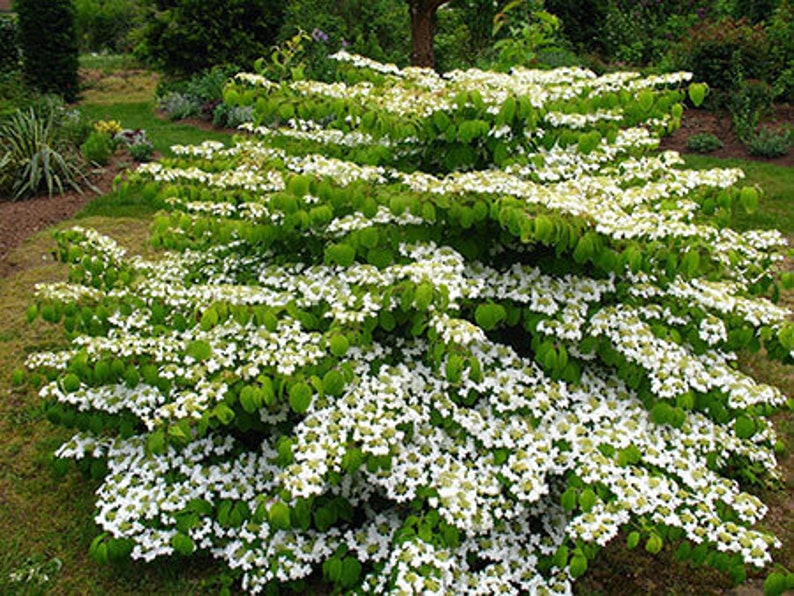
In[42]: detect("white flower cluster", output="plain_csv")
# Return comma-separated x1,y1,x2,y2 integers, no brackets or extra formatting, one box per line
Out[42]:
29,53,791,593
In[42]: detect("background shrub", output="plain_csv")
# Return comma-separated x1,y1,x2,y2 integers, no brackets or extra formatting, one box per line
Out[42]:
80,130,114,165
74,0,143,53
544,0,608,55
678,17,771,91
0,14,20,75
686,132,724,153
278,0,410,68
745,125,792,157
766,0,794,100
158,92,199,121
14,0,80,102
136,0,284,77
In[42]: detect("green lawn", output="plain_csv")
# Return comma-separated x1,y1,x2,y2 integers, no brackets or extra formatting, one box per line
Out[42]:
683,155,794,235
79,102,233,157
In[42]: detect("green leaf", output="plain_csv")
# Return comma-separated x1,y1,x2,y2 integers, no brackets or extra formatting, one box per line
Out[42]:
200,307,218,331
552,545,569,569
681,250,700,278
340,557,362,588
573,233,595,264
432,110,451,132
569,554,588,578
651,402,673,425
171,532,195,556
329,334,350,357
325,243,356,267
475,303,506,331
763,571,788,596
627,531,640,549
288,382,313,414
324,557,343,583
147,430,166,455
268,502,291,530
579,488,597,512
645,533,663,554
214,403,235,425
638,89,655,112
561,487,577,511
62,373,81,393
740,186,759,214
688,83,708,108
322,369,346,396
186,340,212,361
446,354,464,384
734,415,756,439
534,214,554,243
414,282,434,311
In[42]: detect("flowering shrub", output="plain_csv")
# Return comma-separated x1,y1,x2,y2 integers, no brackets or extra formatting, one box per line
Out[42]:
26,54,794,593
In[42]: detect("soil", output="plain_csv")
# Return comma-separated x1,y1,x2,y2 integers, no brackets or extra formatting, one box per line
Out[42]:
0,153,134,278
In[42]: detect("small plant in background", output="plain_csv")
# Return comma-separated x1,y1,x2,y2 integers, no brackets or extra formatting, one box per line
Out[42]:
212,103,254,129
116,128,155,162
158,91,200,121
80,131,115,166
0,103,88,200
260,29,313,82
127,140,155,162
729,78,774,143
93,119,123,137
490,0,564,70
744,125,792,158
686,131,724,152
4,555,62,593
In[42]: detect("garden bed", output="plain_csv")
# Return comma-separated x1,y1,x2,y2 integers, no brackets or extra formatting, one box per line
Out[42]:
0,154,133,276
659,105,794,167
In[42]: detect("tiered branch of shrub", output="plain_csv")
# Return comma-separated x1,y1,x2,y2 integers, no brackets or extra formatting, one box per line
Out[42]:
25,54,793,593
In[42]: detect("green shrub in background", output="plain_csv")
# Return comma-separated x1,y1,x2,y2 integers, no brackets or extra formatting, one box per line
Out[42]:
157,92,199,121
14,0,80,102
135,0,284,77
728,79,774,142
155,66,240,121
74,0,143,53
678,17,771,92
745,125,792,157
278,0,410,68
726,0,781,23
80,131,115,166
767,0,794,101
544,0,608,55
127,138,154,162
0,14,20,75
685,132,724,153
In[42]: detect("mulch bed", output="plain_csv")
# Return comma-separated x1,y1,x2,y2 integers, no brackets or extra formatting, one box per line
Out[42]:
659,104,794,168
0,154,132,278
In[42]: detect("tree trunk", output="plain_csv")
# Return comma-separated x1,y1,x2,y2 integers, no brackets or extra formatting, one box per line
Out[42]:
408,0,450,68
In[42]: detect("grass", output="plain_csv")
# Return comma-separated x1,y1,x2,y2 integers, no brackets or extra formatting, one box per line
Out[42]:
0,219,224,594
79,102,233,157
79,53,144,73
0,56,792,594
683,155,794,235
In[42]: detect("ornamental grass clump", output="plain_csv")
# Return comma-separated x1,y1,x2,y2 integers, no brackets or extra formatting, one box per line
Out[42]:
0,103,87,200
25,53,794,593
